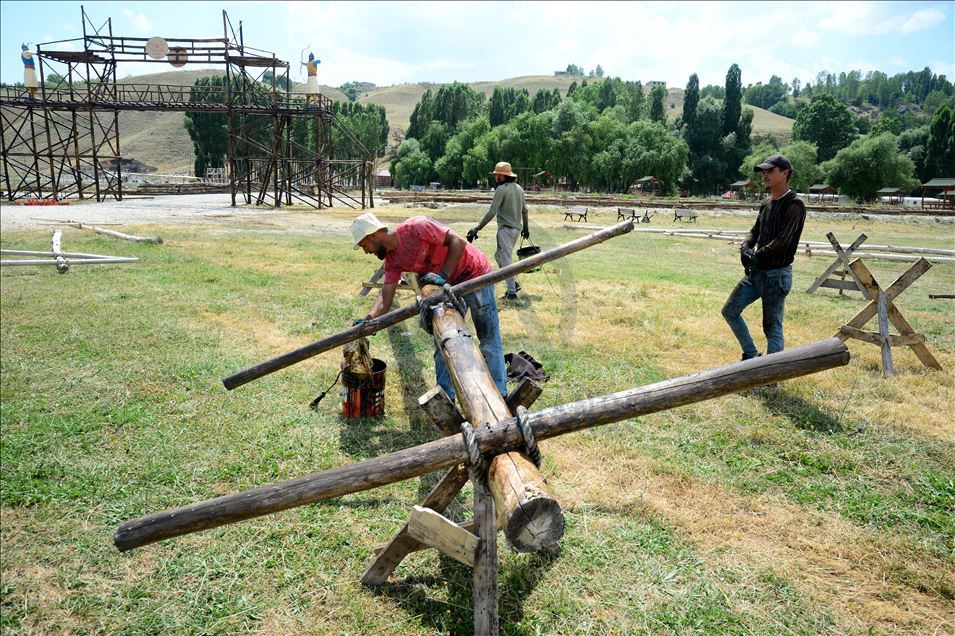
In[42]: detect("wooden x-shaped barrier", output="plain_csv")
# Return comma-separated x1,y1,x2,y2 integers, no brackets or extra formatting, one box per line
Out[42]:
835,257,943,376
806,232,871,297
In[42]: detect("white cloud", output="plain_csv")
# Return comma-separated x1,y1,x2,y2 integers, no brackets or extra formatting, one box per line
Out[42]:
790,27,820,47
122,8,151,33
931,59,954,77
888,56,906,67
900,9,945,34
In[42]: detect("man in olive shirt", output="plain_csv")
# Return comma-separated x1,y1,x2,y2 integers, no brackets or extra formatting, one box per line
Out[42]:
467,161,530,301
721,154,806,361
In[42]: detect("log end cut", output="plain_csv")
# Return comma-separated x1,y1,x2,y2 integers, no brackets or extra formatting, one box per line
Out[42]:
505,495,565,553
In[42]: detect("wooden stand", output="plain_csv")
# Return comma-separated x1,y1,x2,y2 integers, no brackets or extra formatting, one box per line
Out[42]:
806,233,870,297
362,282,556,634
835,257,943,377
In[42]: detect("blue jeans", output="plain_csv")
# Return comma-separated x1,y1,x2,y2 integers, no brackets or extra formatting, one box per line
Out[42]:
721,266,793,359
434,284,508,402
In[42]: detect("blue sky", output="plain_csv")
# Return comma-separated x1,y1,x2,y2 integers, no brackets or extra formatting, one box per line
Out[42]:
2,1,952,89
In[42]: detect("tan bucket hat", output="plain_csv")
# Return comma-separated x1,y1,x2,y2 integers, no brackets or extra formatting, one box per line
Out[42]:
490,161,517,178
350,212,386,249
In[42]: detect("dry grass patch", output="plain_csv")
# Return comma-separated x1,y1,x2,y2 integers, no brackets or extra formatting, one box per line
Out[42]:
550,435,955,634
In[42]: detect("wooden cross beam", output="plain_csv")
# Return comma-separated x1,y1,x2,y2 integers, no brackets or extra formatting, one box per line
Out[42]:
806,232,870,298
836,257,943,375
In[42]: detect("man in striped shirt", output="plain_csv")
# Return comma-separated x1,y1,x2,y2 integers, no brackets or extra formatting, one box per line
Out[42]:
721,154,806,362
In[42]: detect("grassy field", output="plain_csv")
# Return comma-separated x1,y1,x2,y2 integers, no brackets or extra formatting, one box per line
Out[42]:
1,203,952,634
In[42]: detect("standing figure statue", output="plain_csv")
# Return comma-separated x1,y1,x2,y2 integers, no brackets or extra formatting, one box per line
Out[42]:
21,43,38,100
301,52,321,107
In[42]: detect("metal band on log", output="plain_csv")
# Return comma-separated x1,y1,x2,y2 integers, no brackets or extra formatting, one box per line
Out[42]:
221,220,635,390
114,338,849,551
429,298,564,552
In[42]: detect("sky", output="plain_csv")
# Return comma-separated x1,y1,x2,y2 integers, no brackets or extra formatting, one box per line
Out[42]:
1,1,952,89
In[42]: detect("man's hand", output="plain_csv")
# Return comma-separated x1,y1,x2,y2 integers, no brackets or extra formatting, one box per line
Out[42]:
740,247,757,274
466,228,479,243
521,226,530,239
419,272,447,287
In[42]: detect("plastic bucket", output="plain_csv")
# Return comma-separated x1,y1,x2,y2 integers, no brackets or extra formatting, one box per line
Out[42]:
341,358,386,418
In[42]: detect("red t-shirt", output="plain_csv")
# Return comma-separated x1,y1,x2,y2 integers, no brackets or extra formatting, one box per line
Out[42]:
383,216,491,285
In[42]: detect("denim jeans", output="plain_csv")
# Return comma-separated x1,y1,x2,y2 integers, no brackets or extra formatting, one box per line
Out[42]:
495,226,521,294
434,284,508,402
721,265,793,359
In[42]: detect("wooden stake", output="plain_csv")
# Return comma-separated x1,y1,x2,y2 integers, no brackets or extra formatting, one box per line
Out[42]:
472,481,499,635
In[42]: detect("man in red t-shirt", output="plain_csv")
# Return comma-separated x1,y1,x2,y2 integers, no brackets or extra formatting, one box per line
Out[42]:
351,213,507,401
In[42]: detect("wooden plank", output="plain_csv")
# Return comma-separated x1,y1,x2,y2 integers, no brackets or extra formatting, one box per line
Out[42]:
374,518,476,556
407,505,479,567
884,257,933,300
358,265,384,297
360,465,470,586
472,482,499,636
878,292,894,377
827,233,871,300
806,233,866,294
418,386,464,436
70,222,162,244
819,279,864,291
505,378,543,414
839,325,883,346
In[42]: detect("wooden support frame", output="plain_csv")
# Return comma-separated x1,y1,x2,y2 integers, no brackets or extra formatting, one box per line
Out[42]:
836,257,943,375
806,232,870,298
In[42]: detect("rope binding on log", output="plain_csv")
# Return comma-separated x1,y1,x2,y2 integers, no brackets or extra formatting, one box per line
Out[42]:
459,421,488,484
514,406,542,468
417,283,468,334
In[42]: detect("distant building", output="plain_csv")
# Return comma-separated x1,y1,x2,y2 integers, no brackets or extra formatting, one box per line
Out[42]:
646,80,666,88
554,71,568,76
375,169,392,188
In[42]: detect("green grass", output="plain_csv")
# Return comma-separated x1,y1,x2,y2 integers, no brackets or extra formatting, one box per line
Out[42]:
1,204,953,634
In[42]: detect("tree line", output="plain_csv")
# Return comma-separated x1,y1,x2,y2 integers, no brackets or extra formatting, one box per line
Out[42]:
390,65,954,202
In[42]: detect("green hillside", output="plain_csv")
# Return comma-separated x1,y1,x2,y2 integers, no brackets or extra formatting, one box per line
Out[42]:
97,71,794,173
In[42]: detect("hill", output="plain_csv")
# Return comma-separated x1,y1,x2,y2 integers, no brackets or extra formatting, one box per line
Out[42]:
89,71,795,173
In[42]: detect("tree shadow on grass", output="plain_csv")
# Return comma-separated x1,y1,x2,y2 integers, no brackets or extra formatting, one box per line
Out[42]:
756,387,844,434
373,548,560,635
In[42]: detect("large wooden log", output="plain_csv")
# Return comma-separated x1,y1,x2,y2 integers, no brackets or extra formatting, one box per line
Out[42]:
114,338,849,551
221,220,634,390
430,300,564,553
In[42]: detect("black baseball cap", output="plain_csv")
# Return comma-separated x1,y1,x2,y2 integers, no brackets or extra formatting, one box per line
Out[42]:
754,154,793,173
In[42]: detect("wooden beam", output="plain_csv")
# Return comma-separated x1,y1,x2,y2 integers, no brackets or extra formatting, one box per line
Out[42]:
472,482,499,635
429,296,564,553
878,291,894,377
407,505,479,567
360,465,469,585
418,386,464,436
505,378,544,414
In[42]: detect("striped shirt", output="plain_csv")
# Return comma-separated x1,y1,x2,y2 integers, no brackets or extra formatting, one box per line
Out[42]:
743,190,806,270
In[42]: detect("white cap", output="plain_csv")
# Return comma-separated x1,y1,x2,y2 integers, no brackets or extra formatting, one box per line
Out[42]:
350,212,386,249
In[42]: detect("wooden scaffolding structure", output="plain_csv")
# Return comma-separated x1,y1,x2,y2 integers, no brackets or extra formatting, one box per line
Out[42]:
0,7,374,209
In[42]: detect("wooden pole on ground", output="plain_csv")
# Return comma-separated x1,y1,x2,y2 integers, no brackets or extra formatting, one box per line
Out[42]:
114,338,849,551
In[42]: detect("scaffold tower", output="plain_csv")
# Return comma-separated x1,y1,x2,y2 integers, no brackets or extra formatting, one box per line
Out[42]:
0,7,375,209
